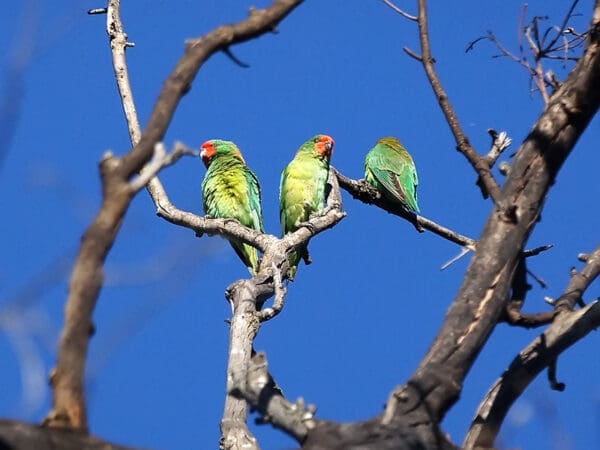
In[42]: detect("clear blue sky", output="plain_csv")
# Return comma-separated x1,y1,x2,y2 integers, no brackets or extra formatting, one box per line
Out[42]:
1,1,599,449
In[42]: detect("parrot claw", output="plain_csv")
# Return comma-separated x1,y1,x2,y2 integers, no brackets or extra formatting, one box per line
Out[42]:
296,220,316,233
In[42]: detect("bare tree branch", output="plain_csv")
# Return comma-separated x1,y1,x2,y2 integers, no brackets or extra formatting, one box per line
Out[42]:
0,419,139,450
466,1,588,102
381,0,417,21
43,0,305,432
221,280,261,450
464,302,600,449
314,3,600,448
128,142,196,193
555,244,600,311
219,172,344,449
404,0,600,419
256,263,286,322
501,257,555,328
233,352,314,441
335,169,476,249
464,244,600,449
412,0,502,201
483,129,512,168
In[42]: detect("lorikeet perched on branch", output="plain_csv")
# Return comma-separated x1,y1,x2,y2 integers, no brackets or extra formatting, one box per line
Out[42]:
279,134,335,280
364,136,420,213
200,139,264,275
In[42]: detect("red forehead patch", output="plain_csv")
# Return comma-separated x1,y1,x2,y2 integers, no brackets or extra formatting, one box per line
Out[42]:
315,135,334,156
200,141,216,165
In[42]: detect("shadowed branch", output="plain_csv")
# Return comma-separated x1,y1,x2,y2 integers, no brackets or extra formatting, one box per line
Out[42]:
464,245,600,449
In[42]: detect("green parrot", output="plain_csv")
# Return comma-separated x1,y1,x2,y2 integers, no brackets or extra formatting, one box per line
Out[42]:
200,139,264,275
364,136,420,213
279,134,335,280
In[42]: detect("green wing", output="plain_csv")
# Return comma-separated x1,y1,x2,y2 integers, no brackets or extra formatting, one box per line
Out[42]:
202,156,263,274
279,153,329,280
245,167,264,233
365,141,419,213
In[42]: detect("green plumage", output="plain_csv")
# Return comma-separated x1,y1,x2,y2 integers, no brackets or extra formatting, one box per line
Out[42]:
200,140,264,275
364,136,420,213
279,134,334,280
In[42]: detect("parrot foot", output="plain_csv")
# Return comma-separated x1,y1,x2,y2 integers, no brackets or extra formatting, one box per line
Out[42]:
296,220,316,233
410,213,424,233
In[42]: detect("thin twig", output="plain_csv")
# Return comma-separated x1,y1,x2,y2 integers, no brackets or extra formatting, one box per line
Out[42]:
555,243,600,311
335,169,476,249
484,129,512,168
336,169,554,265
128,142,196,192
415,0,501,201
256,263,286,322
380,0,417,21
502,257,554,328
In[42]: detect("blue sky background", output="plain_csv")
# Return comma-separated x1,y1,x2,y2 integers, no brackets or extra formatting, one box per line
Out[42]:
1,1,599,449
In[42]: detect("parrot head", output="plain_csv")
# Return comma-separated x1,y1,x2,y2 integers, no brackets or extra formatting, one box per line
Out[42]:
312,134,334,160
200,139,245,167
296,134,334,161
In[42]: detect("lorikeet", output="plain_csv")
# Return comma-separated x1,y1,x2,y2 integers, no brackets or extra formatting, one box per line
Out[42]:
364,136,420,213
200,139,264,275
279,134,334,280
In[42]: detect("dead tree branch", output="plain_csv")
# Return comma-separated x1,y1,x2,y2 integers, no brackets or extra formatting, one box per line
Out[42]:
301,2,600,448
0,419,139,450
219,171,344,449
335,169,476,250
555,244,600,312
464,244,600,449
43,0,304,432
336,169,553,263
501,256,555,328
466,1,588,102
381,0,417,21
400,4,600,443
412,0,502,201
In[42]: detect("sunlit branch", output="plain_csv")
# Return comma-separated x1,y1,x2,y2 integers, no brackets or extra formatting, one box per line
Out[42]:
43,0,305,433
464,243,600,449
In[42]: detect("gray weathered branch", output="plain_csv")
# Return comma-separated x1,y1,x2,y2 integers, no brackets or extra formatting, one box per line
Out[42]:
44,0,304,432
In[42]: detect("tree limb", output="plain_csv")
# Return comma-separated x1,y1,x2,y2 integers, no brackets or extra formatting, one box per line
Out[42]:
0,419,140,450
413,0,501,201
335,169,476,250
555,244,600,311
464,243,600,448
353,2,600,447
219,171,344,449
43,0,304,432
464,302,600,450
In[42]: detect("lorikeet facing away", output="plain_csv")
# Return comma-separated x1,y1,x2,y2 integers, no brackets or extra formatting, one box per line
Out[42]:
279,134,334,280
200,139,264,275
364,136,419,213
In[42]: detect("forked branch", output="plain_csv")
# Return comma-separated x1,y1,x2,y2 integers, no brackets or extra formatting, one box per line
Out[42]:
411,0,502,201
464,245,600,449
43,0,304,432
